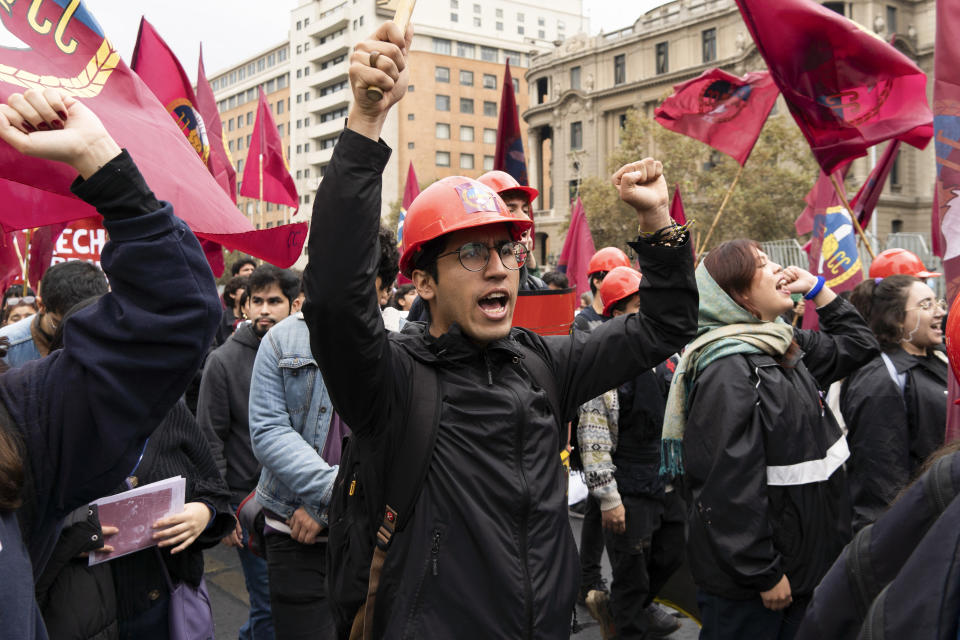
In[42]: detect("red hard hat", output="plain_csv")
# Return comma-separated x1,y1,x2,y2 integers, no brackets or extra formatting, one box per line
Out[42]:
477,170,539,205
588,247,631,276
868,248,942,279
600,266,643,316
398,176,533,277
947,295,960,386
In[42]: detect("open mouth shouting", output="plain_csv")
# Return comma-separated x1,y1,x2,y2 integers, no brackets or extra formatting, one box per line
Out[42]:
478,289,510,321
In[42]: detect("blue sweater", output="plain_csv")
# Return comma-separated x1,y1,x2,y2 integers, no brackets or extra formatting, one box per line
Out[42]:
0,151,221,640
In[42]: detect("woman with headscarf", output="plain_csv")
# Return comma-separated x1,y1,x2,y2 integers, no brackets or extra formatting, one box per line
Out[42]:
661,239,878,640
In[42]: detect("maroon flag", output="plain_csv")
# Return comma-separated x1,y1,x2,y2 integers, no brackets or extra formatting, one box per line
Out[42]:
654,69,779,165
557,197,596,297
396,162,420,285
493,61,529,189
735,0,933,173
850,140,901,228
0,2,305,267
670,184,686,225
240,89,298,208
197,44,237,205
795,164,849,236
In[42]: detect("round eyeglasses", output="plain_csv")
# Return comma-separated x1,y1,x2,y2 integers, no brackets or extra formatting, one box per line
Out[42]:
906,298,947,313
437,241,528,272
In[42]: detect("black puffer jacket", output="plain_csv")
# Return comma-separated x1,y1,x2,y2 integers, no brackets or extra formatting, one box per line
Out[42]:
303,128,698,639
840,347,948,531
684,297,878,600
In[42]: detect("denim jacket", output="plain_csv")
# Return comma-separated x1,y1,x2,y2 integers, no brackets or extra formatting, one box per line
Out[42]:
249,312,337,526
0,314,43,369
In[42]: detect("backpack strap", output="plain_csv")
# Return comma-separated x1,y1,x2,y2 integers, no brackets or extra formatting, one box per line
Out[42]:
880,352,907,398
357,360,441,640
924,452,959,516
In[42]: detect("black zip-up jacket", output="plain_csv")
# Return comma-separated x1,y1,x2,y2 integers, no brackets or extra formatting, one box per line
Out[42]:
840,347,948,531
684,297,878,600
303,128,697,639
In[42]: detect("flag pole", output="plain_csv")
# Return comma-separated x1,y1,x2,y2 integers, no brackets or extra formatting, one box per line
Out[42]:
828,173,876,260
696,163,745,259
258,152,264,229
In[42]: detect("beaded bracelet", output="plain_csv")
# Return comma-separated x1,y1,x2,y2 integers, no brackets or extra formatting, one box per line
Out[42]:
804,276,826,300
638,219,695,247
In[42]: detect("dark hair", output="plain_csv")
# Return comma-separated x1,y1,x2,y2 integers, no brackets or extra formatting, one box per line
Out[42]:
231,257,257,276
589,272,607,296
542,271,569,289
246,265,300,306
39,261,109,317
378,227,400,292
50,295,102,351
412,236,446,283
610,294,638,316
223,275,249,308
703,239,763,318
390,283,417,309
499,188,531,205
2,284,36,310
850,275,917,348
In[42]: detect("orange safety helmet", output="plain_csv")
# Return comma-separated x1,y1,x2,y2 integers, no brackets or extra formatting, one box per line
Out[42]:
868,248,942,279
398,176,533,277
477,170,539,205
587,247,631,277
600,266,643,316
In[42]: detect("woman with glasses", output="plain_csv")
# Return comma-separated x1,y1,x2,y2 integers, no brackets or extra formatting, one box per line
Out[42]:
842,275,949,531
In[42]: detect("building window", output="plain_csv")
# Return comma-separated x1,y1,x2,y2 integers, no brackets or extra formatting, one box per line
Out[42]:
433,38,452,55
496,8,503,17
450,0,458,6
483,128,496,144
886,5,897,33
614,54,626,85
237,138,244,150
570,121,583,149
436,94,451,111
236,116,243,129
656,42,669,74
296,170,302,179
513,78,520,93
247,112,253,126
304,117,311,126
483,155,495,170
539,30,545,39
296,119,302,129
296,20,302,30
496,21,503,31
460,125,474,141
408,142,415,149
483,101,497,117
296,69,302,79
266,79,276,93
277,100,284,114
277,124,284,137
890,155,901,187
823,2,846,16
296,144,302,154
460,70,474,86
517,12,525,22
304,143,310,152
278,75,288,89
517,25,524,35
460,154,475,169
278,48,287,62
460,98,474,114
474,3,481,13
228,140,234,152
570,66,581,90
304,66,310,76
436,151,451,167
451,12,459,22
457,42,475,58
408,113,415,120
436,66,451,82
436,122,451,139
408,84,415,92
228,119,234,132
702,28,717,63
481,46,498,62
483,74,497,89
296,44,302,54
474,17,482,27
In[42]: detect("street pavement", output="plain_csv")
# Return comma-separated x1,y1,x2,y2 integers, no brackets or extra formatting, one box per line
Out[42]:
203,515,700,639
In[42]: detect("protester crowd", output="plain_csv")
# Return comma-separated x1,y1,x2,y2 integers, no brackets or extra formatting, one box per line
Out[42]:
0,21,956,640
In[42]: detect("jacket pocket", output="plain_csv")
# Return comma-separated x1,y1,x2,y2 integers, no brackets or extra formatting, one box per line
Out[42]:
402,526,444,639
278,356,317,419
770,491,803,559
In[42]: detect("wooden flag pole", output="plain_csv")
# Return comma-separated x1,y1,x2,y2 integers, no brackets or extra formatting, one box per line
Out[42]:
828,173,876,260
364,0,417,101
258,152,264,230
696,163,745,259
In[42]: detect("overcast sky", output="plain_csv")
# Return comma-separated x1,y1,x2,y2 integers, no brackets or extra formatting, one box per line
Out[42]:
60,0,668,81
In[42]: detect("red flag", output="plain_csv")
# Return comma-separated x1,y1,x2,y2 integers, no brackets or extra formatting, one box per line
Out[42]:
493,61,529,189
396,162,420,285
240,89,298,208
196,44,237,205
670,184,686,225
557,197,596,297
131,19,226,276
654,69,778,165
850,140,901,228
0,4,305,268
795,164,849,236
735,0,933,173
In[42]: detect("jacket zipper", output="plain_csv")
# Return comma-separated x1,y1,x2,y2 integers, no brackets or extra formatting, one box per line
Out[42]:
508,383,534,640
404,527,443,639
431,529,441,576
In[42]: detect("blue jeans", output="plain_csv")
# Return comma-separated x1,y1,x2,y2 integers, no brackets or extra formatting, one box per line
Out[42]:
234,503,275,640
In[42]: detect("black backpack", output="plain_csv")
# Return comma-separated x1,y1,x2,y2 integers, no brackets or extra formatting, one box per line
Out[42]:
797,451,960,640
325,339,562,640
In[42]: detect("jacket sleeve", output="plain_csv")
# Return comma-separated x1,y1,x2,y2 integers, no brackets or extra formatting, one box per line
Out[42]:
302,129,407,438
196,354,230,483
685,356,783,593
840,361,911,531
248,331,338,525
0,150,221,526
543,239,698,422
795,296,880,389
577,391,621,510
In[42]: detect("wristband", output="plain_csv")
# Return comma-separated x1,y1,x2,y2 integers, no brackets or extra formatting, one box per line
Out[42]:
804,276,826,301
